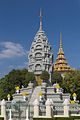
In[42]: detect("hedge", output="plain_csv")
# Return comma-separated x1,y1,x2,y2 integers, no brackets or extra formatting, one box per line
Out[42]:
0,118,4,120
33,116,80,120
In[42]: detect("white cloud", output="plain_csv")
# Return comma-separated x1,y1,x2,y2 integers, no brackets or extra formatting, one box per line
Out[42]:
15,62,28,69
0,42,26,59
7,62,28,72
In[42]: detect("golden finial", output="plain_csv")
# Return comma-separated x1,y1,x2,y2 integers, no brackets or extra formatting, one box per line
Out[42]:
72,93,77,97
15,86,20,91
56,84,60,89
39,8,42,31
7,94,10,98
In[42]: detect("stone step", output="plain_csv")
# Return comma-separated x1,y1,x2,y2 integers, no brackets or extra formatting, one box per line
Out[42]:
29,86,41,104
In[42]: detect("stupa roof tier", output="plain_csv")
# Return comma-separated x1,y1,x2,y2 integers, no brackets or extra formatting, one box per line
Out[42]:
56,56,66,60
55,60,67,65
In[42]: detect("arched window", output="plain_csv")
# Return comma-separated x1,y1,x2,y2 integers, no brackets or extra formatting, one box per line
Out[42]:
35,64,41,70
36,45,42,49
35,52,42,58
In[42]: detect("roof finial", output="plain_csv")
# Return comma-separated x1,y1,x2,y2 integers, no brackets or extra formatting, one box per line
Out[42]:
39,8,42,31
60,32,62,49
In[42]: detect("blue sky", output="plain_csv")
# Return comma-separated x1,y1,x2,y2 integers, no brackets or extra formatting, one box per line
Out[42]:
0,0,80,77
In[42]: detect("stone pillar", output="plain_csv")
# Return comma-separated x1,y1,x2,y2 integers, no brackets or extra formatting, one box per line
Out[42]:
9,109,12,120
73,96,76,102
25,108,29,120
49,99,54,117
72,93,77,102
33,99,39,118
23,96,26,101
8,97,10,101
7,94,10,101
28,82,33,88
49,99,53,108
1,99,6,120
63,99,70,117
45,99,52,118
56,88,59,93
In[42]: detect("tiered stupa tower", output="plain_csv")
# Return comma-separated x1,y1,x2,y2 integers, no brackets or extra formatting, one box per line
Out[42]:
54,33,72,74
28,10,53,83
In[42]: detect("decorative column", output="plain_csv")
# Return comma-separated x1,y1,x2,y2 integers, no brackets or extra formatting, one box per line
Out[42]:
49,67,52,83
45,99,52,118
15,86,20,94
50,99,53,108
28,82,33,88
56,84,60,93
72,93,77,102
25,108,29,120
7,94,10,101
1,99,6,120
9,109,12,120
22,91,27,101
63,99,70,117
33,99,39,118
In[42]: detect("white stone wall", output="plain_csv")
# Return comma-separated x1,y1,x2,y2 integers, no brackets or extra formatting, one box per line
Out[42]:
28,29,53,76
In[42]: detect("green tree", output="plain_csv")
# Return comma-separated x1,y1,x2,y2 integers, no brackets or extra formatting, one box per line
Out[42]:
23,72,35,87
51,71,63,85
0,69,28,99
62,70,80,101
40,70,50,82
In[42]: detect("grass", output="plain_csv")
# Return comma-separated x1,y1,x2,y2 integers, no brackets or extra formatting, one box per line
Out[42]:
33,116,80,120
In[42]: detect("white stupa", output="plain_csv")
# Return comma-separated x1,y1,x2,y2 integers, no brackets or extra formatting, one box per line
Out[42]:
28,10,53,81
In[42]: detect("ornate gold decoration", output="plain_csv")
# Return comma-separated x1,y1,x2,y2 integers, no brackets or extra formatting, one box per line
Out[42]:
38,91,43,96
15,86,20,91
72,93,77,97
22,91,27,96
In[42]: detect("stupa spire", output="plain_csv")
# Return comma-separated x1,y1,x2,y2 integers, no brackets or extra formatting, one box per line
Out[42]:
59,32,64,54
60,32,62,49
39,9,42,31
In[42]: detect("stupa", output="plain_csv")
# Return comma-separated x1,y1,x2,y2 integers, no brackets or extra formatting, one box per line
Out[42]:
28,10,53,83
54,33,72,74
